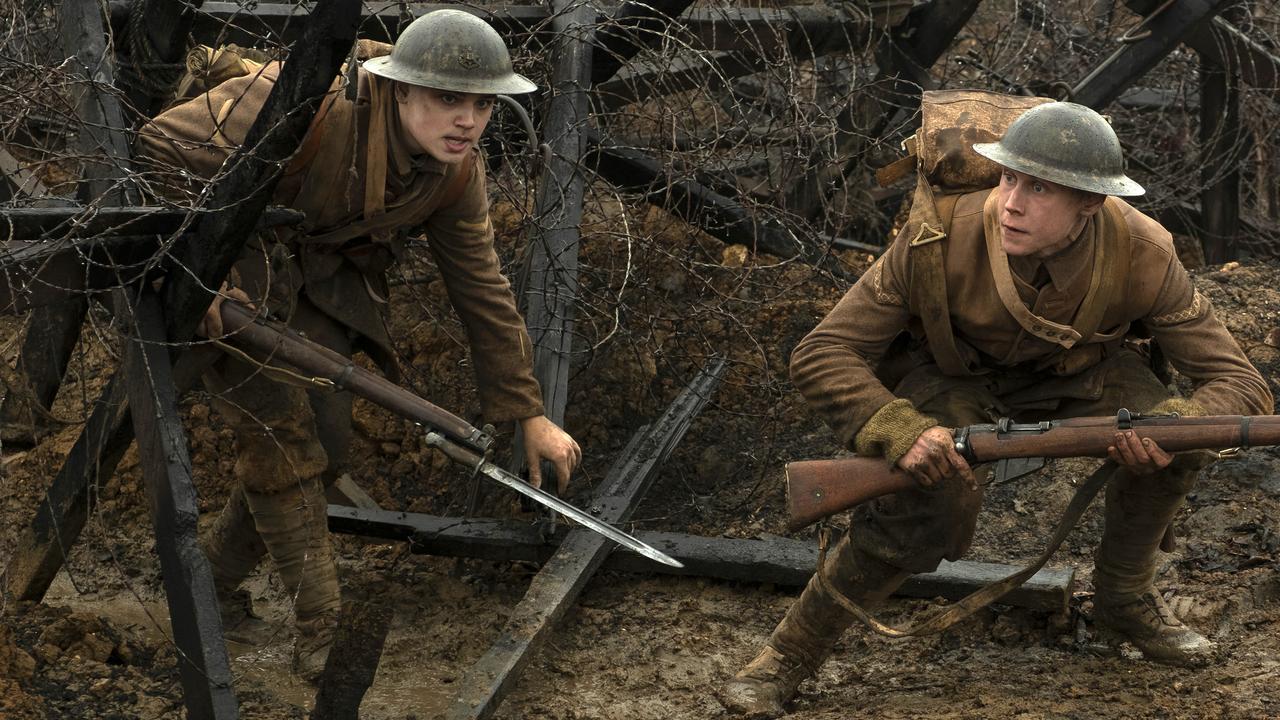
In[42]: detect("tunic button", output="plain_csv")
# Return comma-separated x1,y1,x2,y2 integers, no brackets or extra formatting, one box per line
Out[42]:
1032,324,1042,332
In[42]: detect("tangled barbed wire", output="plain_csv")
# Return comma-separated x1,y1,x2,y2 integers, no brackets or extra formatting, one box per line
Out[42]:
1,0,1278,527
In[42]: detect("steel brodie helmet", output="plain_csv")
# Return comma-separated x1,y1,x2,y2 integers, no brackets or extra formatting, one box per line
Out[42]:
363,9,537,95
972,101,1144,197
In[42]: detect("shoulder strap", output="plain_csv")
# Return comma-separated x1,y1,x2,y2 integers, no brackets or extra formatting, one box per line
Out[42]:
907,177,978,376
1066,198,1130,344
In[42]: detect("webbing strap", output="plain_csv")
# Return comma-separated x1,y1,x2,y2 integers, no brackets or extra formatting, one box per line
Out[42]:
907,176,971,376
818,461,1113,637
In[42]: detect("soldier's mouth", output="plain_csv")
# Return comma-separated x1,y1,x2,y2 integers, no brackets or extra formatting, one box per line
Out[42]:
443,136,472,151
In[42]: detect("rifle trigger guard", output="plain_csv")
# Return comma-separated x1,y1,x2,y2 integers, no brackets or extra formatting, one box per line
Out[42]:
1115,408,1133,430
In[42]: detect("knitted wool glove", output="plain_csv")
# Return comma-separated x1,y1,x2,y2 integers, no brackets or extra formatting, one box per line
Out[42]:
853,398,939,467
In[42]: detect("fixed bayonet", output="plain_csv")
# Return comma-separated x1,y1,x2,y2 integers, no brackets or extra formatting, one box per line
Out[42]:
422,431,684,568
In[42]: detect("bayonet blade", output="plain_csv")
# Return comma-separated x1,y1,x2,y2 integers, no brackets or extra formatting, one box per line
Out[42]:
423,431,684,568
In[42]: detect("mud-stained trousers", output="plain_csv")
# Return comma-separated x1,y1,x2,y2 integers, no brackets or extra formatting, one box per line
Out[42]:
844,349,1202,588
198,295,357,657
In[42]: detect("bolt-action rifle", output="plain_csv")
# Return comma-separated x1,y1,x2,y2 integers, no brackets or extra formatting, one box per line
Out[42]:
786,410,1280,532
216,300,683,568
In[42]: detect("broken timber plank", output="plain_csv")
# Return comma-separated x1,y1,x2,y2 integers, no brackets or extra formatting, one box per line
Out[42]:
786,0,981,224
1126,0,1280,105
120,288,237,719
1071,0,1235,110
0,211,303,316
176,3,876,54
445,359,726,720
507,0,593,486
328,512,1075,615
118,0,204,119
593,51,765,113
0,148,51,201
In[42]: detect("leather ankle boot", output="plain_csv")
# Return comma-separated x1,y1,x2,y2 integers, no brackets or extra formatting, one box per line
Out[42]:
1093,463,1214,667
719,536,908,718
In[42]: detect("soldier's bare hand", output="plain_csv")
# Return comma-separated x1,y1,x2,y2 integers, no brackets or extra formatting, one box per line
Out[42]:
896,425,975,491
520,415,581,494
1107,430,1172,474
197,283,253,339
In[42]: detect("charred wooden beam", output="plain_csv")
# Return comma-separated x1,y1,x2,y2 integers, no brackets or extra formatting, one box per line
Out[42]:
1,206,303,240
1126,0,1280,104
586,134,807,260
310,600,393,720
168,3,876,54
1199,59,1241,263
1071,0,1234,110
2,0,361,609
590,1,698,86
0,148,51,201
328,512,1075,615
0,209,304,316
593,51,765,113
1,0,140,443
117,0,205,118
121,288,237,719
785,0,981,225
445,360,727,720
507,0,594,486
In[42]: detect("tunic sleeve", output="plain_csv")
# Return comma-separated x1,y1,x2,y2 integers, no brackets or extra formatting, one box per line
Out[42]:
789,236,916,448
422,153,545,423
1145,260,1272,416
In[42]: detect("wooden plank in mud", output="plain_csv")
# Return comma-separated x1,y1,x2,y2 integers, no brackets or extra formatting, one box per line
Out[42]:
444,360,727,719
122,289,238,719
329,512,1075,615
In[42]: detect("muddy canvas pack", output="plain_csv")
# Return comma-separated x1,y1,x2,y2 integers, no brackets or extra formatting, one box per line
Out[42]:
877,90,1053,376
161,41,472,241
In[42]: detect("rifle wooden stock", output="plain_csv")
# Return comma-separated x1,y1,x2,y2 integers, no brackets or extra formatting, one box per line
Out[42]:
785,458,915,531
218,300,493,452
786,413,1280,531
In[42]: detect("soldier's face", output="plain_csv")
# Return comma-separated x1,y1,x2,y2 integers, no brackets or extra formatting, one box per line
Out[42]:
996,169,1104,259
396,84,495,163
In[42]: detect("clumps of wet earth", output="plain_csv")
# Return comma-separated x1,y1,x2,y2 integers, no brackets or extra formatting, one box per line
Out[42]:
3,200,1280,719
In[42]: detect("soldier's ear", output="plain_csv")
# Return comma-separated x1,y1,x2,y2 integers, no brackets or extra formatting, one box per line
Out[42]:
1077,190,1106,218
393,81,411,104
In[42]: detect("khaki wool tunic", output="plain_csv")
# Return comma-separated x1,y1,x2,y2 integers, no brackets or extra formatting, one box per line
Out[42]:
791,188,1273,452
136,62,544,423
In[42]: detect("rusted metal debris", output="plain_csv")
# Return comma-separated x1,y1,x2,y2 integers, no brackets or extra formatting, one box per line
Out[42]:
444,360,727,720
328,511,1075,616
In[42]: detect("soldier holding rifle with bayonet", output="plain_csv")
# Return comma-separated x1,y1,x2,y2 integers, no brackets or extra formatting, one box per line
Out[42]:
135,11,581,681
720,95,1272,718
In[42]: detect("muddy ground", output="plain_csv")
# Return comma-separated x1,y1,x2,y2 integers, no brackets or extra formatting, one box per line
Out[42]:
2,193,1280,720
